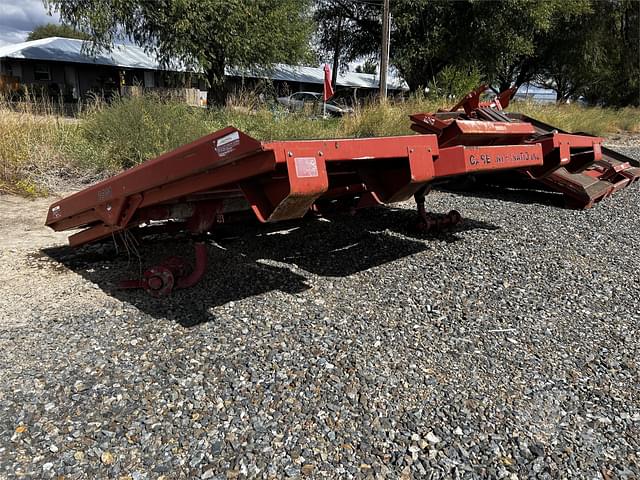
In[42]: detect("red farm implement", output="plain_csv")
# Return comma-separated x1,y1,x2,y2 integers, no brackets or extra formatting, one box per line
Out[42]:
410,85,640,209
46,128,543,296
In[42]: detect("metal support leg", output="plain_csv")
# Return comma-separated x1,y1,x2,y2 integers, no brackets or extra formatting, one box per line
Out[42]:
176,242,208,289
119,241,209,297
414,186,462,232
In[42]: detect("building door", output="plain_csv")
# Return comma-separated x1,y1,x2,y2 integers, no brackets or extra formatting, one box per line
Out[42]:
144,71,155,88
64,65,79,99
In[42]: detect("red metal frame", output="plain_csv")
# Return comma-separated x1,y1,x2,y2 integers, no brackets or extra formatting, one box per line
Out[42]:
446,84,517,116
436,144,543,176
46,87,639,295
410,113,536,147
47,129,543,244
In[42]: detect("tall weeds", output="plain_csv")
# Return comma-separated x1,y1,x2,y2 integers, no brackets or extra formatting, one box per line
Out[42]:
510,102,640,136
75,95,211,172
0,97,81,196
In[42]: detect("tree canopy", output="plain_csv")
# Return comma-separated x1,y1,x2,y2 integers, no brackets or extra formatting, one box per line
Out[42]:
42,0,639,106
27,23,89,41
355,60,377,75
314,0,639,106
45,0,314,105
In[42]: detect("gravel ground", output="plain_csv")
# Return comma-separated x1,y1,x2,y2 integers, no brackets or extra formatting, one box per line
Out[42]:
0,144,639,479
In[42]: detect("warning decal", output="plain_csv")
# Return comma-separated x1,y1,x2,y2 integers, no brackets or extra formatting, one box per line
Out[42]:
215,131,240,157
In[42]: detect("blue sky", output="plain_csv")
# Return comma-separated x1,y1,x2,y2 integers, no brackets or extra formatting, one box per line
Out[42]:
0,0,60,46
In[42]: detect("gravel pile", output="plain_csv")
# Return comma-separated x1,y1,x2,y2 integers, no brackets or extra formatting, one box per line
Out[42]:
604,134,640,162
1,147,639,479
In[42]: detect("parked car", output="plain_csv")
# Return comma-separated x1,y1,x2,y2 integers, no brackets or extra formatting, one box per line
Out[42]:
276,91,353,116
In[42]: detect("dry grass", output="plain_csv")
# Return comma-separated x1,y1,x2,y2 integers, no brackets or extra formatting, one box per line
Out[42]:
511,101,640,136
1,93,638,197
0,107,81,196
339,96,444,138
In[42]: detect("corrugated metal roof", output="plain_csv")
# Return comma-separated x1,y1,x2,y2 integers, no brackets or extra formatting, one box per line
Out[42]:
227,64,409,91
0,37,170,70
0,37,409,91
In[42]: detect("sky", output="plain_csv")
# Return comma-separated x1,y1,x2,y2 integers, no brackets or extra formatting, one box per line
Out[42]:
0,0,60,46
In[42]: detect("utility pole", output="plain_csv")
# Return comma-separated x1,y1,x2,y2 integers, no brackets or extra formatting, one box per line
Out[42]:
331,15,343,91
379,0,390,102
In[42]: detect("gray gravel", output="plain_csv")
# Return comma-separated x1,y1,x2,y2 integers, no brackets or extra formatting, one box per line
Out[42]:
1,146,639,479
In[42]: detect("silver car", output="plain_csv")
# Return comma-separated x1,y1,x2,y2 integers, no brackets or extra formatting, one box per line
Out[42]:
276,91,353,116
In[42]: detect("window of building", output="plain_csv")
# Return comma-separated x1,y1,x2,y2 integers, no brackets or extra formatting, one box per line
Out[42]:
3,62,22,80
34,64,51,81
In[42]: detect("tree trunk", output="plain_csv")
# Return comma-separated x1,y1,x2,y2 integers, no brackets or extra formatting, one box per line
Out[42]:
498,78,512,94
554,77,571,104
514,66,534,91
206,54,227,107
555,87,572,104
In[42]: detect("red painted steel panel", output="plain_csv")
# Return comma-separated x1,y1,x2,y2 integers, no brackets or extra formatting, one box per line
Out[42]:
262,135,439,163
435,144,544,177
46,127,265,227
451,120,534,136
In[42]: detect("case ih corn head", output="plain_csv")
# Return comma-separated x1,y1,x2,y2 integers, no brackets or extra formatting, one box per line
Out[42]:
46,87,638,296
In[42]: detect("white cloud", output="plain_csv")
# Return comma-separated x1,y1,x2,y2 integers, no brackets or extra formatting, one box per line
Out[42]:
0,0,60,46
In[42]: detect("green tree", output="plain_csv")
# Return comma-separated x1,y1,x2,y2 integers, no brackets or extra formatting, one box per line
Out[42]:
459,0,591,92
534,5,598,103
578,0,639,106
391,0,593,93
314,0,382,87
534,0,639,106
355,60,377,75
390,0,468,91
27,23,89,41
314,0,593,94
44,0,314,105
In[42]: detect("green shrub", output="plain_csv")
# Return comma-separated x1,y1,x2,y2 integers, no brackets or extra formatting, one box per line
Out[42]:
426,65,484,100
210,108,341,141
76,96,211,172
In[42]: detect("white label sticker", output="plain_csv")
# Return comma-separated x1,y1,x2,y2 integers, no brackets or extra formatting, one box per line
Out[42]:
51,205,61,217
294,157,319,178
215,131,240,157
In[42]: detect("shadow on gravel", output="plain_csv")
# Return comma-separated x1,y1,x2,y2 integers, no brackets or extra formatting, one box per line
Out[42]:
42,206,498,327
440,175,566,208
448,186,565,208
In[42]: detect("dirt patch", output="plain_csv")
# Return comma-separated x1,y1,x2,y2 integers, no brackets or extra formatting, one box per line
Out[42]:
0,193,119,329
0,194,72,249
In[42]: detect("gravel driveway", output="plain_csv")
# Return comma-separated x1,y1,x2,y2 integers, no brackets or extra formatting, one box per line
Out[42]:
0,143,639,479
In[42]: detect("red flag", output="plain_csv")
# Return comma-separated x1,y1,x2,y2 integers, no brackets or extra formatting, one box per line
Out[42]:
323,64,334,101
